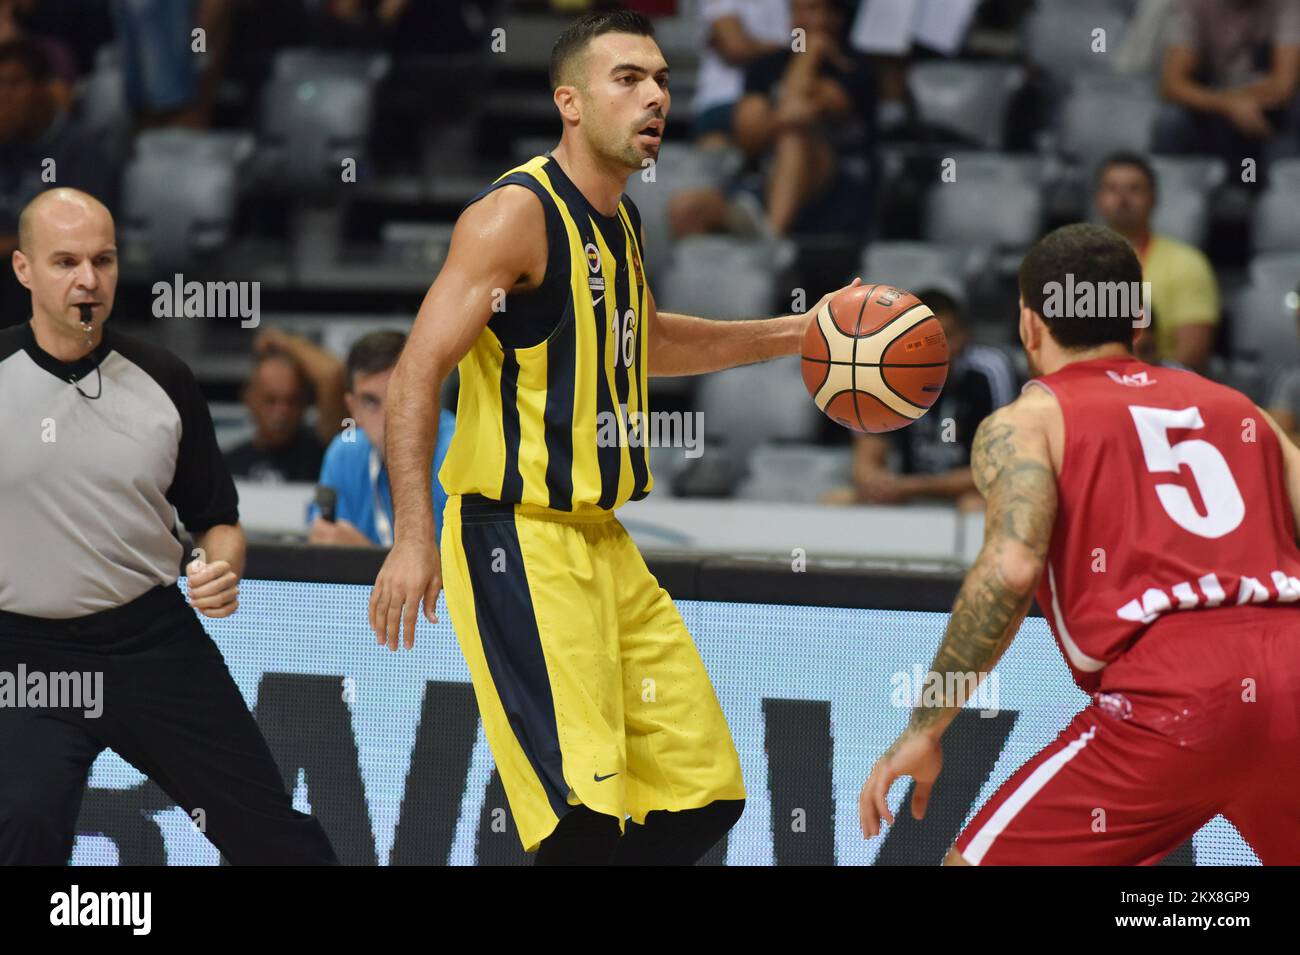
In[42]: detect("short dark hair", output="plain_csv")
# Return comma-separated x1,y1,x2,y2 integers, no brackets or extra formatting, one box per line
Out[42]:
1018,223,1143,350
549,10,656,91
0,39,52,83
1096,151,1157,195
915,287,962,323
347,330,406,391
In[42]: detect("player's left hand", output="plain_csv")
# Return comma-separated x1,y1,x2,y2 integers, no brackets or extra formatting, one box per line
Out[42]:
859,730,943,838
186,558,239,618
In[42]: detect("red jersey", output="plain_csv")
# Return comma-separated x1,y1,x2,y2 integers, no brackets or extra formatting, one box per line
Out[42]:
1031,356,1300,692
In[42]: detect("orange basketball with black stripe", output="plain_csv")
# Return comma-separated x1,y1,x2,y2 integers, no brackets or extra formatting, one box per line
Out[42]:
801,284,949,433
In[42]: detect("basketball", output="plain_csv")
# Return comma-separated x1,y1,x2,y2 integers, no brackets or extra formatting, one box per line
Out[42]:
800,285,950,433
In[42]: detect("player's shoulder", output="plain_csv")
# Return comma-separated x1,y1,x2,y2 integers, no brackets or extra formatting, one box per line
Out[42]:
976,381,1060,448
451,177,549,272
458,178,548,234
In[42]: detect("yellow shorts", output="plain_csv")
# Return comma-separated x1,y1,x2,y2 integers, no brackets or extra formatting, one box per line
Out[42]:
441,493,746,852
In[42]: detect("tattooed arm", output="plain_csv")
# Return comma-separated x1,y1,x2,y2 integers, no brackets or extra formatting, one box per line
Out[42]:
906,400,1059,737
860,393,1059,837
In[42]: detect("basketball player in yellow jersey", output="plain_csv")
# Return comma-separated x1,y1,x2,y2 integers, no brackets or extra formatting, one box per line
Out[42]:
369,10,860,865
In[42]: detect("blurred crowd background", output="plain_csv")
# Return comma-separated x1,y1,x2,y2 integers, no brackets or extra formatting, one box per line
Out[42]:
2,0,1298,544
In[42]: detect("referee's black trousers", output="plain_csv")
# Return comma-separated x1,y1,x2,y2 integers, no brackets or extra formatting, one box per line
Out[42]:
0,585,337,865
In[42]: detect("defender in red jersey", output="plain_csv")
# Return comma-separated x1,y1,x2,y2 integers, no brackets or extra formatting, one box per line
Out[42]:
859,223,1300,864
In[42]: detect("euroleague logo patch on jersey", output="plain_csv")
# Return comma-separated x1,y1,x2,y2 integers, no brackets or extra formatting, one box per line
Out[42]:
1106,369,1156,387
584,241,605,295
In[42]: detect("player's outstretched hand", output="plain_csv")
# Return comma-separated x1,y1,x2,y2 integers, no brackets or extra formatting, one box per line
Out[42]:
369,539,442,652
859,731,943,838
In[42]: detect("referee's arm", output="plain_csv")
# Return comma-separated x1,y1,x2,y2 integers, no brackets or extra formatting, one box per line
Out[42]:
168,360,244,619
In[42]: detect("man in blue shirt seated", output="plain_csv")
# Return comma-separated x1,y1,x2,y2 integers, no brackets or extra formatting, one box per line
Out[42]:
308,330,455,547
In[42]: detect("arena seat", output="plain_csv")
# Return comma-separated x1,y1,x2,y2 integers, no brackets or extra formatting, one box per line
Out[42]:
1059,73,1160,172
907,61,1027,150
858,241,974,304
1022,1,1130,91
736,444,852,503
1231,279,1300,401
256,50,390,194
922,166,1043,251
695,356,822,483
1251,160,1300,254
119,148,241,271
659,235,796,320
1249,252,1300,288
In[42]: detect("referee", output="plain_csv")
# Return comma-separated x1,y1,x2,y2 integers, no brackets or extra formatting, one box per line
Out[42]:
0,188,337,865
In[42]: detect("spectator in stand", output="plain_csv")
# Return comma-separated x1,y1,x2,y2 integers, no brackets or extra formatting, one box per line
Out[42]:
0,40,115,329
690,0,791,147
846,0,980,133
224,329,348,484
668,0,876,239
823,289,1017,513
0,0,80,105
307,330,455,548
1156,0,1300,169
111,0,237,128
1094,152,1220,375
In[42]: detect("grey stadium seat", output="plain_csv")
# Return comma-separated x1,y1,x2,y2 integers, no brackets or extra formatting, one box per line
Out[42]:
907,62,1027,150
133,128,256,166
1149,155,1228,192
1022,1,1130,89
75,44,131,168
922,173,1043,250
256,50,389,193
1150,184,1211,248
735,444,853,503
695,357,822,480
257,75,377,193
1249,252,1300,289
859,241,974,303
1252,160,1300,254
119,152,240,271
659,235,796,320
1232,280,1300,400
271,48,391,84
1059,74,1160,172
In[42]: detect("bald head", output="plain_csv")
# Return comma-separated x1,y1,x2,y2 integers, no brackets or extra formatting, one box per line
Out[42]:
17,188,115,256
12,187,119,344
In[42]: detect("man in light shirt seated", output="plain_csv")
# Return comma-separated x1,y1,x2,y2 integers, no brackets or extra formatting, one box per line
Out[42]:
308,330,455,547
1094,152,1221,375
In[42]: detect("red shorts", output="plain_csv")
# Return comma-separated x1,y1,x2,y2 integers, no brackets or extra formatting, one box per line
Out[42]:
954,605,1300,865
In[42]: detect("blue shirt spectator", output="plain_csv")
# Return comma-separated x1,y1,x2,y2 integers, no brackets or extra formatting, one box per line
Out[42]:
309,408,455,546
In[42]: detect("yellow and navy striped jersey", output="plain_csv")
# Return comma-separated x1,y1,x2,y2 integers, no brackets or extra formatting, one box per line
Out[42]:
438,155,654,512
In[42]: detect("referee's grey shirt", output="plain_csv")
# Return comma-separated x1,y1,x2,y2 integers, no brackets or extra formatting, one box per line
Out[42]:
0,321,239,619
